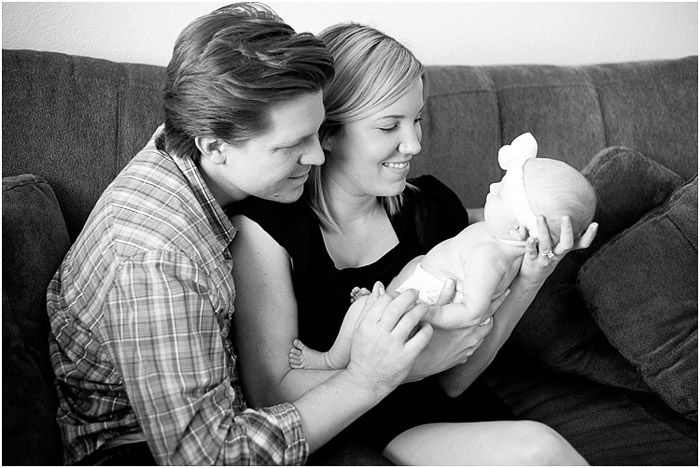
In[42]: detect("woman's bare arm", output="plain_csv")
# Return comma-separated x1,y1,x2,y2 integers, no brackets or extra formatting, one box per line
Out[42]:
230,214,433,452
231,215,341,405
438,216,599,396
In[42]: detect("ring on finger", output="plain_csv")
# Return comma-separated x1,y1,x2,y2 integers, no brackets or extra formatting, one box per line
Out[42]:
539,249,556,259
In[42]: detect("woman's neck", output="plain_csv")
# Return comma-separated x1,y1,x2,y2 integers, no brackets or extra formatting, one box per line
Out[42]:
322,172,383,232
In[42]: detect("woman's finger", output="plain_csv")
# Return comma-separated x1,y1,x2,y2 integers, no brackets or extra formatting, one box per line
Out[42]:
488,288,510,315
553,216,574,255
435,278,456,306
573,222,599,249
524,236,538,261
535,215,553,253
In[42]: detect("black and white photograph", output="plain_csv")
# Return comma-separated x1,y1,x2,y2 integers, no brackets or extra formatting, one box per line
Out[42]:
2,2,697,465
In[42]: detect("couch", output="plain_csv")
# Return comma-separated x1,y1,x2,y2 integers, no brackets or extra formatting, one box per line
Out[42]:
3,48,697,465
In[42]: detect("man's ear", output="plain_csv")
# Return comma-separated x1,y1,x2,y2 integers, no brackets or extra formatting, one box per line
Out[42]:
195,136,226,164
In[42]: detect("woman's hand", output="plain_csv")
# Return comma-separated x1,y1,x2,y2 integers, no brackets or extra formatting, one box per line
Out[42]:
347,283,434,394
405,278,497,382
518,216,598,285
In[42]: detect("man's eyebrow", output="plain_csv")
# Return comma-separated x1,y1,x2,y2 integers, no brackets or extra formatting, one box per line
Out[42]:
273,133,313,150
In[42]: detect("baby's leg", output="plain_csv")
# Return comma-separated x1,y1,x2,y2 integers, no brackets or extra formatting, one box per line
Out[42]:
289,339,337,369
384,420,588,465
289,293,368,370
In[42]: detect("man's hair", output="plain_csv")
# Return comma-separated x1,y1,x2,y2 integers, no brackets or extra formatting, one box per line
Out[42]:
307,23,424,231
524,158,597,244
161,2,334,162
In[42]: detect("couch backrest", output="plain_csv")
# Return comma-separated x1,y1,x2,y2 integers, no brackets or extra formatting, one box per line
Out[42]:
418,58,698,207
3,49,697,238
3,49,165,240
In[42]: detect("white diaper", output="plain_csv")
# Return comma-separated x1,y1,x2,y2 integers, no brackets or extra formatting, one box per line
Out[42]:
395,263,463,305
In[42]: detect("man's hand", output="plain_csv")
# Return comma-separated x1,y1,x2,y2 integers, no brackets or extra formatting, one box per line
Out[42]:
346,283,433,395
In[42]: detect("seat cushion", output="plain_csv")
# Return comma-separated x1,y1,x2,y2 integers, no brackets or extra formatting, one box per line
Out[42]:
485,350,698,466
578,176,698,420
2,174,70,465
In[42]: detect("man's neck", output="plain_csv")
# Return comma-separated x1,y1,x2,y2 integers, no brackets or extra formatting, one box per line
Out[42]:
197,160,245,208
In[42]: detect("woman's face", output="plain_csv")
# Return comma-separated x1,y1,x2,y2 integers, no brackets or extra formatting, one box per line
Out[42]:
323,78,423,198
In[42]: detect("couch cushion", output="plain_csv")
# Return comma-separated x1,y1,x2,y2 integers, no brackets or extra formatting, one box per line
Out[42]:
2,174,70,465
507,146,684,392
578,176,698,420
485,350,698,466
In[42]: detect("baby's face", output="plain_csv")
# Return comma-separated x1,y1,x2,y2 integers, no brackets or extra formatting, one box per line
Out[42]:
483,171,520,237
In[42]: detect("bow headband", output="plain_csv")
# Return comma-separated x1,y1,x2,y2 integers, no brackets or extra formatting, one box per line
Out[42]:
497,132,539,239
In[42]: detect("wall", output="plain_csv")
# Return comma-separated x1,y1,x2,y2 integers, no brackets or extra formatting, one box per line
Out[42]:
2,2,697,67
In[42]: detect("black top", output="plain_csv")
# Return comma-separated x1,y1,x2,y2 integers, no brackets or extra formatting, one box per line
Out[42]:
232,175,511,449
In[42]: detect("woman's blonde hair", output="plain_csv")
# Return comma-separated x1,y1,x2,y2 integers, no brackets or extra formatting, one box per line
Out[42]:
308,23,424,230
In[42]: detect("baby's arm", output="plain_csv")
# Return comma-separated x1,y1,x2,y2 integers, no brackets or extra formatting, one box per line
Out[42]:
289,291,369,370
436,248,510,393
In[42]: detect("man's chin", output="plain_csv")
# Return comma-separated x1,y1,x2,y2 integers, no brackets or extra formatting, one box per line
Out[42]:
269,187,304,204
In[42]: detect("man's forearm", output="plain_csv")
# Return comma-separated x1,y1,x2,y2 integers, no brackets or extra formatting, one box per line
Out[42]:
294,369,390,452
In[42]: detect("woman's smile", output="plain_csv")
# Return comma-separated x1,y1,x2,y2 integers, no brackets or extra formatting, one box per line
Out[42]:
382,159,411,173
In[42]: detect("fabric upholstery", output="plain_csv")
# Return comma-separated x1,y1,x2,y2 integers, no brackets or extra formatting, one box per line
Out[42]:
484,351,698,466
2,49,165,240
2,48,697,466
419,57,697,208
2,174,70,465
578,176,698,420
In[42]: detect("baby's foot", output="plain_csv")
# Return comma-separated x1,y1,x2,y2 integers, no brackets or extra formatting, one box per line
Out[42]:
350,286,371,303
289,339,331,370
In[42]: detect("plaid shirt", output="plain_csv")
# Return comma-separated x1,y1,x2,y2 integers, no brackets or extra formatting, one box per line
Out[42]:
47,128,308,465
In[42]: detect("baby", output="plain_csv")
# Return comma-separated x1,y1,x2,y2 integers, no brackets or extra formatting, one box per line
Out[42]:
289,132,597,370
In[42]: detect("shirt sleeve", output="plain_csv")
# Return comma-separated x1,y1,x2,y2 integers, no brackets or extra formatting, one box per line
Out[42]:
103,249,308,465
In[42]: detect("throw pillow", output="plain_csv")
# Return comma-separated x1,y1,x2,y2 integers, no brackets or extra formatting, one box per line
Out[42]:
2,174,71,464
578,176,698,420
508,146,684,392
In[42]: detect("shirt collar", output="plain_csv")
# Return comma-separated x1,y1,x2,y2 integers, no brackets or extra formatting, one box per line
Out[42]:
150,125,237,250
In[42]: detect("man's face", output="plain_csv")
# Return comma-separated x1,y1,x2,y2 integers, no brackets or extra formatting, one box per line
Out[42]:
204,91,326,205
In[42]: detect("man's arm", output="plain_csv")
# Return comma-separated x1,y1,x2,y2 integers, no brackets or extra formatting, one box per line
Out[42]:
107,250,310,465
108,247,430,463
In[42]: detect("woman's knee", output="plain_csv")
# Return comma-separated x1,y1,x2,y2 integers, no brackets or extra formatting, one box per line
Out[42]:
508,420,587,465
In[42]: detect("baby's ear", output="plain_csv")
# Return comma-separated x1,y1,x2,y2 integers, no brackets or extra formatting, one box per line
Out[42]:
510,225,528,241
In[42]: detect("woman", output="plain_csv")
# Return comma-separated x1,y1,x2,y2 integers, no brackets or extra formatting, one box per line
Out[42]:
230,23,595,465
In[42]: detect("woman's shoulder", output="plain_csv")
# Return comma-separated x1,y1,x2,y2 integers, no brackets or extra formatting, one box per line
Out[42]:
402,174,469,246
406,175,466,217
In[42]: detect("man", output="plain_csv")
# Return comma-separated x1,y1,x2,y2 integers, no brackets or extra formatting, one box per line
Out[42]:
46,4,431,464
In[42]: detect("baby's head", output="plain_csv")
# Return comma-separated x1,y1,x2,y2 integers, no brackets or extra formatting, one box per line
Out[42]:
521,158,596,244
485,134,596,244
